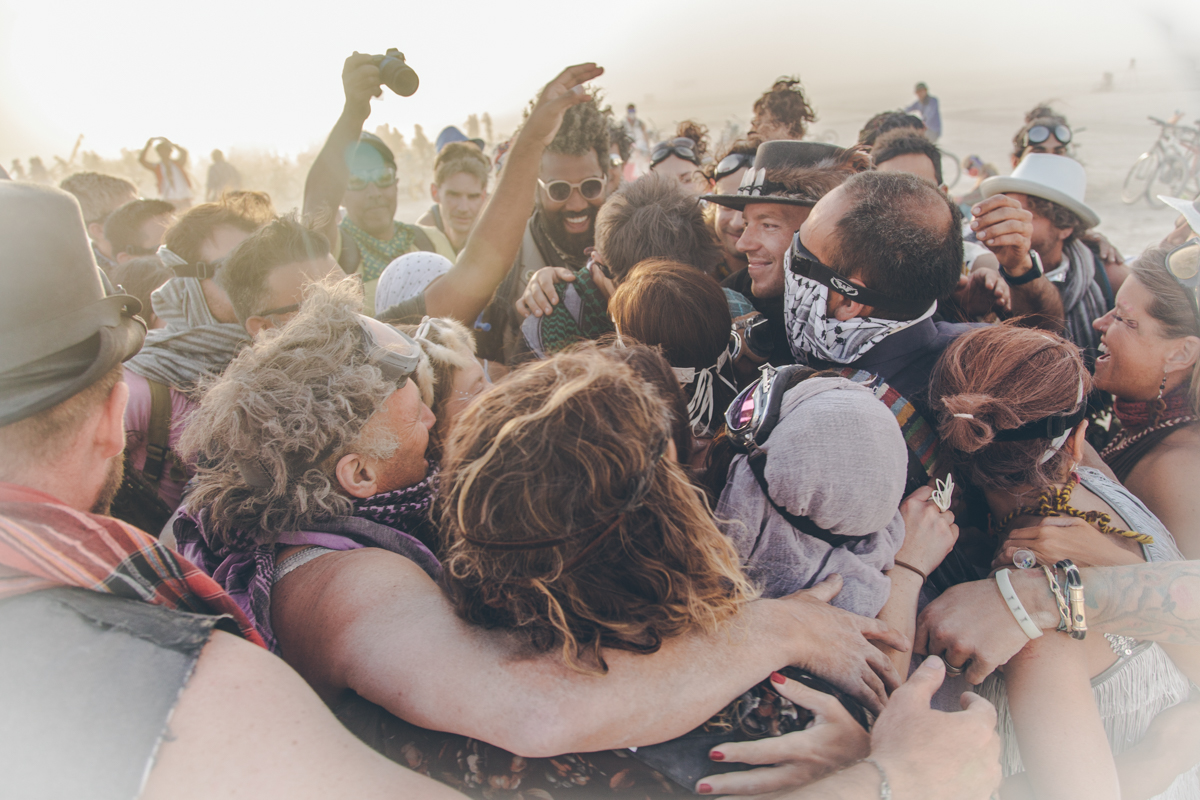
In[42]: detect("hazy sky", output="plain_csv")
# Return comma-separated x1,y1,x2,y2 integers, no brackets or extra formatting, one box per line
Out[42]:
1,0,1198,162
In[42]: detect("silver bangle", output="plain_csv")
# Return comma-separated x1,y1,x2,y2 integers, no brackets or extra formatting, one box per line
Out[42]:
863,758,892,800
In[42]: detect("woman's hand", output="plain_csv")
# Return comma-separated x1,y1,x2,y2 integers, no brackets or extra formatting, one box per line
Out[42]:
693,672,870,797
896,486,959,577
992,516,1145,570
775,575,909,714
515,266,575,317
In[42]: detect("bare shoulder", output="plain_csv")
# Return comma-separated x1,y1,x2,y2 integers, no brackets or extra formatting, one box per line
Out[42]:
142,630,463,800
1129,425,1200,493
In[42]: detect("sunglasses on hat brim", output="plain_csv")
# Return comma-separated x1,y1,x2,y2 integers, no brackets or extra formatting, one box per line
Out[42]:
1025,124,1072,147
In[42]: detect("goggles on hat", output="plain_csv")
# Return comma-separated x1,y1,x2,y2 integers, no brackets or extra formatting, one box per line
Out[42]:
357,315,422,388
156,244,227,280
713,152,754,183
1024,124,1072,148
651,137,699,167
787,232,932,320
538,176,606,203
1166,238,1200,329
347,166,398,191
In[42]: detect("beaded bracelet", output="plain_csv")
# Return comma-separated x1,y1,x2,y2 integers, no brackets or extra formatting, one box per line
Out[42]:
863,758,892,800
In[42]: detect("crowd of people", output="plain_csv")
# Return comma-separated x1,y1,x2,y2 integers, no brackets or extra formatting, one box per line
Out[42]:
3,56,1200,800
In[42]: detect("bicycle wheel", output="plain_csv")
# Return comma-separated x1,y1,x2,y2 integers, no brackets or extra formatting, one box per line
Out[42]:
939,150,962,189
1149,150,1187,207
1121,151,1159,204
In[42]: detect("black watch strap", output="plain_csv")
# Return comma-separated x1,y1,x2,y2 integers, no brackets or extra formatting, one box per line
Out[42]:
999,251,1044,286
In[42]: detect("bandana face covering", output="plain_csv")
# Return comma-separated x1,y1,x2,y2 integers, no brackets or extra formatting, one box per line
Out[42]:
784,259,936,364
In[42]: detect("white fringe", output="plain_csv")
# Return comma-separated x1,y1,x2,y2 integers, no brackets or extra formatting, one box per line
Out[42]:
978,642,1199,799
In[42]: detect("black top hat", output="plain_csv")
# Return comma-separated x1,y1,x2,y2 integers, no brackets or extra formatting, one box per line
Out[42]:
0,183,146,426
705,140,845,211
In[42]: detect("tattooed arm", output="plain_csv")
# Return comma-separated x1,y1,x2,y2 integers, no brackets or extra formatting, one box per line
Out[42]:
916,561,1200,685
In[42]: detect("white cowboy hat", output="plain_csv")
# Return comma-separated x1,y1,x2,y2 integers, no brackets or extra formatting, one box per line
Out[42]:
981,153,1100,229
1158,195,1200,235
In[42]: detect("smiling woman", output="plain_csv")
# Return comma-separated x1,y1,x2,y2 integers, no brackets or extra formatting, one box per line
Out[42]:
1096,244,1200,558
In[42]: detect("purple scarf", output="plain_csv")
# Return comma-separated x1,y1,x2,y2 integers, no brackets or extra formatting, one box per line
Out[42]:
173,474,441,654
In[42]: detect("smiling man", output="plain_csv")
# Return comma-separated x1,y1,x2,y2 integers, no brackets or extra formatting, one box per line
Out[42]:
477,95,611,362
705,140,869,363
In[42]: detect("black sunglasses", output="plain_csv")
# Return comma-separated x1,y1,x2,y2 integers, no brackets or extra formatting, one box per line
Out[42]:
787,232,932,320
713,152,754,183
1025,124,1072,147
651,137,699,167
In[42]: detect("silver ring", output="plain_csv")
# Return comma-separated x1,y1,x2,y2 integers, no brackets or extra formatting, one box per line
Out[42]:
944,661,966,676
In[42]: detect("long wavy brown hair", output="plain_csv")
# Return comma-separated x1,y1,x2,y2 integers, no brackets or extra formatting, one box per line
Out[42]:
438,345,753,674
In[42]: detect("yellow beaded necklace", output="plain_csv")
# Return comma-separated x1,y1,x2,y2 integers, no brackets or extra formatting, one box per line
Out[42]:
994,474,1154,545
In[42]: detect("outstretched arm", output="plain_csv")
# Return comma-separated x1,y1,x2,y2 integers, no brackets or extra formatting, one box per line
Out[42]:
272,550,907,759
172,141,189,168
303,53,381,247
422,63,604,324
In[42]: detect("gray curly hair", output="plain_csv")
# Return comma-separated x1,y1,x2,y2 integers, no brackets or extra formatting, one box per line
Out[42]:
180,277,402,549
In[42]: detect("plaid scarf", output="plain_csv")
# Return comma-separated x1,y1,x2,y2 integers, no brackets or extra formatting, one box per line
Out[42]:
340,217,418,283
0,482,266,648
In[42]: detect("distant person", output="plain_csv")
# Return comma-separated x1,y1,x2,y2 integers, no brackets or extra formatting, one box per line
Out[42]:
1010,105,1072,166
304,55,453,315
205,150,241,201
8,159,25,180
28,157,52,184
857,111,926,150
414,142,490,255
622,103,651,178
104,199,176,265
59,172,139,271
750,77,818,142
139,137,193,210
904,82,941,141
955,155,999,209
649,121,707,196
607,120,633,189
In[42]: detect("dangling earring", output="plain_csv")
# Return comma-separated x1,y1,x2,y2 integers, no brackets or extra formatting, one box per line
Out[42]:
1157,373,1167,401
1154,372,1168,420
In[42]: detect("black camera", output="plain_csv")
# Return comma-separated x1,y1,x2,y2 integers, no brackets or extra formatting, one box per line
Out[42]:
371,49,419,97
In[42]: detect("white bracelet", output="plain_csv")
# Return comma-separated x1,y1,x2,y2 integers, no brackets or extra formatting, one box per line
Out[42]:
996,568,1043,640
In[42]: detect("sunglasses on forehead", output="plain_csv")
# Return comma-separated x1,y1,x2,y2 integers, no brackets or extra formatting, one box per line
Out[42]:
1166,238,1200,327
356,315,422,388
650,137,700,168
713,152,754,183
538,176,607,203
787,233,932,320
1024,124,1072,148
347,166,399,191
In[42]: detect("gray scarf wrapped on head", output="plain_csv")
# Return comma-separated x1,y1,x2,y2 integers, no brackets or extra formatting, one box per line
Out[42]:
1050,239,1109,365
126,277,251,391
716,376,909,617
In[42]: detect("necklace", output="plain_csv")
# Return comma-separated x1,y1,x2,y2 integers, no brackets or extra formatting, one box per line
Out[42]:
1100,414,1196,460
993,474,1154,544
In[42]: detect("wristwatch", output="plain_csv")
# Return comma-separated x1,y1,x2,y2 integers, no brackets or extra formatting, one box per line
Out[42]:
999,251,1044,286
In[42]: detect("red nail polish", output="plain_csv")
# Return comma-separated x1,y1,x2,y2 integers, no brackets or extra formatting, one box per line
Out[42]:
698,784,713,795
710,750,725,761
769,671,786,684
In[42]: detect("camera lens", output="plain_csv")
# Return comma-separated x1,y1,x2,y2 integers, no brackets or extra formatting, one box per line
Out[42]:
379,53,419,97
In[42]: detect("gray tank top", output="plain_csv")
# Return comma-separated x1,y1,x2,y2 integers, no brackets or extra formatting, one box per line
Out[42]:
0,587,219,800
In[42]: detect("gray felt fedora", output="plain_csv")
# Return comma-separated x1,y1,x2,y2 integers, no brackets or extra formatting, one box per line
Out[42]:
704,140,846,210
0,182,146,426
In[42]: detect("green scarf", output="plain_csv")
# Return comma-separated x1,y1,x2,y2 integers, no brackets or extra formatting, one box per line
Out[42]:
537,266,614,355
340,218,418,283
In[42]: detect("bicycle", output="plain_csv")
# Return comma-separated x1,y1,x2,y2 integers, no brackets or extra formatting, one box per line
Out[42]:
1121,114,1200,207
